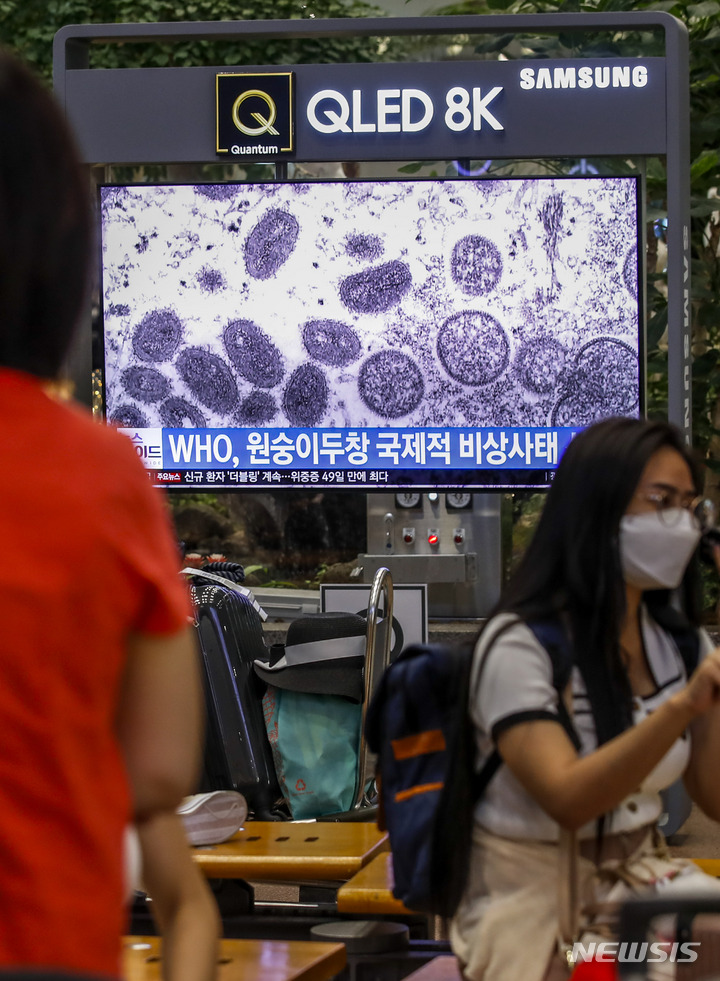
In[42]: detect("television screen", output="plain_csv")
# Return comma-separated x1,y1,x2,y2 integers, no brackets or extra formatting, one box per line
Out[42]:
98,175,642,491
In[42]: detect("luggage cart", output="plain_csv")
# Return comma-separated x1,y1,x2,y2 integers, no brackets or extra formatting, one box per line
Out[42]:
353,565,394,811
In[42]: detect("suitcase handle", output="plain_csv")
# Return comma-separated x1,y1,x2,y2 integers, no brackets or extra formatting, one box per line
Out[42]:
182,567,268,621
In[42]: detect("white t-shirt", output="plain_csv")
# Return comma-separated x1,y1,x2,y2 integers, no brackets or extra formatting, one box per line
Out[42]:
470,608,713,841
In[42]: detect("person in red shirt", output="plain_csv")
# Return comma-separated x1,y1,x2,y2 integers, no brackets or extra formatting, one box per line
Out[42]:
0,51,206,977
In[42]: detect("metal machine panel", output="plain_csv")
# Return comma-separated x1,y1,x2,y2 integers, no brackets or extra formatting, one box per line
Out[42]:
359,493,501,618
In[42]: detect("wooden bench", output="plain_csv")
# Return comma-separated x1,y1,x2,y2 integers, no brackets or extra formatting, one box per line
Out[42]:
336,851,412,915
691,858,720,877
123,935,346,981
192,820,388,882
335,851,449,943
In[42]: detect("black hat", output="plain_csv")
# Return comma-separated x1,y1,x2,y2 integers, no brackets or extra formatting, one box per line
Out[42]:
253,612,367,703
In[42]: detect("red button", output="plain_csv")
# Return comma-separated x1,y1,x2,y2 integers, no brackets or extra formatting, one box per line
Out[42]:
428,533,439,545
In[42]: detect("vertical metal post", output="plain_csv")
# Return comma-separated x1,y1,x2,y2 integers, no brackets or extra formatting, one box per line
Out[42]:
354,566,393,809
663,19,692,443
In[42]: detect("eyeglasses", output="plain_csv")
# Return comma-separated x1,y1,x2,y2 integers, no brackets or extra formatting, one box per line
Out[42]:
639,490,716,531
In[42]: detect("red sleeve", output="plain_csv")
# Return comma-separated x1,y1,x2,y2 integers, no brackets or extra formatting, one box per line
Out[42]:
102,433,193,636
129,482,193,635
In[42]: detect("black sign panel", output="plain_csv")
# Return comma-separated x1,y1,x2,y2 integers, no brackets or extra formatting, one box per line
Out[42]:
293,58,666,161
216,72,294,157
66,57,667,164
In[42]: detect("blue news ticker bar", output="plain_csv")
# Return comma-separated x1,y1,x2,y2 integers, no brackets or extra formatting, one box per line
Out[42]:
121,425,580,472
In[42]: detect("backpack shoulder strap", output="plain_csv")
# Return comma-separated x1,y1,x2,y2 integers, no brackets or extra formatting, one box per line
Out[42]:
521,617,581,751
524,617,574,692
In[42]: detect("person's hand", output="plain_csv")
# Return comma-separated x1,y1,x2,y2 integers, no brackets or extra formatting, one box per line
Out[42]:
675,649,720,718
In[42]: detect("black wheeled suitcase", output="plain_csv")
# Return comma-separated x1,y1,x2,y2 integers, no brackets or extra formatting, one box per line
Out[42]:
190,578,283,820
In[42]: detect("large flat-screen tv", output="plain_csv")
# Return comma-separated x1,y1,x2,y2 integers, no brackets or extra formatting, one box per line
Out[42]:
98,175,642,491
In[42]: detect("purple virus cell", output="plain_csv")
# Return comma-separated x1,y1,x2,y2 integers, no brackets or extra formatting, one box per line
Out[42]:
339,260,411,315
358,350,424,419
194,184,239,201
551,337,639,426
176,347,239,415
132,309,183,363
514,337,567,395
623,248,639,298
109,404,149,428
120,366,171,405
345,234,383,261
302,319,361,368
160,397,207,428
244,209,299,280
238,391,277,426
575,337,638,411
223,319,284,389
450,235,503,295
197,267,225,293
283,364,328,426
437,311,510,386
551,385,616,427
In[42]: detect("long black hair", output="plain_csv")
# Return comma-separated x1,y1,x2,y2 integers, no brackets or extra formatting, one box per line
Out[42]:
493,416,701,747
0,51,92,378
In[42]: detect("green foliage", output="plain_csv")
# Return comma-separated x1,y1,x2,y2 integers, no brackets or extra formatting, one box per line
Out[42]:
0,0,400,82
168,492,229,517
507,491,546,574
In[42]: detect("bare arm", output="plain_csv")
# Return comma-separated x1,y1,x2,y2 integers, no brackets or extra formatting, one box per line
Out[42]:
497,649,720,830
684,709,720,820
137,813,220,981
689,550,720,819
116,627,204,820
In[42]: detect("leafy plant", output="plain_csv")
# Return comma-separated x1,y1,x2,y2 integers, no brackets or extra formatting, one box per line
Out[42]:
0,0,405,80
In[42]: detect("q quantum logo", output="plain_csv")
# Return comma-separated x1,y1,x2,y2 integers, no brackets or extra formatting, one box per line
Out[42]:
216,72,294,157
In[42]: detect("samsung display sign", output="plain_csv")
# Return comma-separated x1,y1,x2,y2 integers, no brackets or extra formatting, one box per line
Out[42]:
215,58,665,161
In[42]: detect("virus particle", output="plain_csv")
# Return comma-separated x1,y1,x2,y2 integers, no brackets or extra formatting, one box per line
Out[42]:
176,347,239,415
358,350,424,418
244,209,299,280
132,309,183,363
283,364,328,426
339,260,411,314
302,319,361,367
437,311,510,386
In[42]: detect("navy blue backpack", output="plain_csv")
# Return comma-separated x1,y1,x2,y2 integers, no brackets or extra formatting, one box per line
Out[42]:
364,619,579,920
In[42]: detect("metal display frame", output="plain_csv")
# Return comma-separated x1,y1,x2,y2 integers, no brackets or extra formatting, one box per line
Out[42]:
53,14,691,619
54,12,690,441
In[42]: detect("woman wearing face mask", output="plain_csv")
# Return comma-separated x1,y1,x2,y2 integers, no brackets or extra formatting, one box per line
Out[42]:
450,416,720,981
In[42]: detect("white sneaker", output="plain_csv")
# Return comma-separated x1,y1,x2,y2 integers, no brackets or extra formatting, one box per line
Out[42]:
177,791,248,846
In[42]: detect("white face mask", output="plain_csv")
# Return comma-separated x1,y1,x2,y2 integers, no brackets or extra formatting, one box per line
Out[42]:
619,509,701,590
